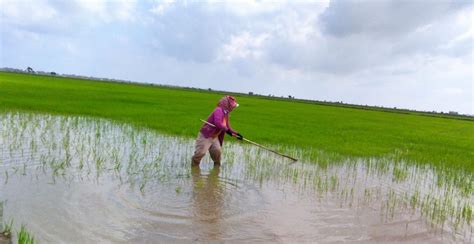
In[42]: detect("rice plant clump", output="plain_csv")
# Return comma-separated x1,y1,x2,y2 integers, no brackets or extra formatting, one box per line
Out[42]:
17,225,36,244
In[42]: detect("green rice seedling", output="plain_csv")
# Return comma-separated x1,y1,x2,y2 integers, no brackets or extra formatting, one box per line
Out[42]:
329,174,338,192
1,71,473,172
1,111,472,241
17,225,36,244
139,181,146,193
410,191,420,212
392,165,408,182
461,203,472,225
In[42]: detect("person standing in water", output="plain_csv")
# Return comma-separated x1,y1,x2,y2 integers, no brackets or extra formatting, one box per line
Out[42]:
192,96,243,167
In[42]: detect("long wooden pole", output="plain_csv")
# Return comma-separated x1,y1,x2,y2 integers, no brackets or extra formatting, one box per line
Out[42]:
200,119,298,162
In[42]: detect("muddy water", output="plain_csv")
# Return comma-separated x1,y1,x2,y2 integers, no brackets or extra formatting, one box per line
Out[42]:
0,112,472,243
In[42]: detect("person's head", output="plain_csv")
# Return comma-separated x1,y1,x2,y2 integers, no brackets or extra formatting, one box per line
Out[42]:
217,96,239,112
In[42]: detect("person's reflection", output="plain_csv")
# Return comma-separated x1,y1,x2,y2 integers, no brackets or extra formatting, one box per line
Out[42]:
191,166,224,240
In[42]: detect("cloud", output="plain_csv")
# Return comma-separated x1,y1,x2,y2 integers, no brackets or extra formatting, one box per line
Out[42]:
69,0,138,22
1,0,58,24
0,0,472,114
1,0,138,36
319,0,471,38
216,32,268,61
204,0,289,16
146,1,327,63
1,0,62,34
260,0,473,75
149,0,175,16
146,2,241,62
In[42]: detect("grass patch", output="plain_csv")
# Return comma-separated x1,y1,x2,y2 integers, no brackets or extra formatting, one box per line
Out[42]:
1,71,473,172
17,225,35,244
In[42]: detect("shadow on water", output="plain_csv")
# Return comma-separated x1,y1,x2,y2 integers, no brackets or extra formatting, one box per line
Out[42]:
0,112,472,243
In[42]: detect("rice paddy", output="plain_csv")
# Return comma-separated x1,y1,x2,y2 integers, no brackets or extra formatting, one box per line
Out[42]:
1,72,473,172
1,112,472,242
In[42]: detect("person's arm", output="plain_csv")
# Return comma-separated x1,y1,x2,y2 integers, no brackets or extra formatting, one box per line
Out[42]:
212,108,227,131
213,109,243,139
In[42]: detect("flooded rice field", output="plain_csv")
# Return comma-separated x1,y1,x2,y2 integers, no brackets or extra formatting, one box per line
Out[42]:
0,112,472,243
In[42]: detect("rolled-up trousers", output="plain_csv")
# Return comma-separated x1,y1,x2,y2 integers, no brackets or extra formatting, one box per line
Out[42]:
191,133,221,165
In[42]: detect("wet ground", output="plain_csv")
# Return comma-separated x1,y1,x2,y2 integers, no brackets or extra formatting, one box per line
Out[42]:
0,112,472,243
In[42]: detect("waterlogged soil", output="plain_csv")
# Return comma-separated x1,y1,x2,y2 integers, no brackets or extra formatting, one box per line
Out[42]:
0,112,472,243
0,236,9,244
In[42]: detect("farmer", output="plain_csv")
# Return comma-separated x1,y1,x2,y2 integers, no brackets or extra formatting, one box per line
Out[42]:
192,96,243,167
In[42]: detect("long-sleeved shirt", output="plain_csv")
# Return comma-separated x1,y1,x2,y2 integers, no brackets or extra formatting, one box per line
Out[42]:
200,107,237,145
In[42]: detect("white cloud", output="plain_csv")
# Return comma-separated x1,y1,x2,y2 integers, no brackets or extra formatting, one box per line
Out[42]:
75,0,137,22
319,0,470,38
75,0,107,16
217,32,268,61
1,0,472,114
1,0,138,32
114,0,137,21
205,0,287,16
150,0,175,16
1,0,57,27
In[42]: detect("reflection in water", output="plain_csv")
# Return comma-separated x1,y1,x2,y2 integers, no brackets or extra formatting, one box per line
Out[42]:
191,166,223,240
0,112,472,243
0,201,3,232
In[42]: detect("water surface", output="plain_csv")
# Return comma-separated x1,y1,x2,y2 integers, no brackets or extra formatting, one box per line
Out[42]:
0,112,472,243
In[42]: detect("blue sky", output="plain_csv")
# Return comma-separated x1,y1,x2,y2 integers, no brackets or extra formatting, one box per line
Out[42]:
1,0,473,114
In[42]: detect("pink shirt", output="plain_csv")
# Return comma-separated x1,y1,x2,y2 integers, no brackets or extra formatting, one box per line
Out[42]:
200,107,236,145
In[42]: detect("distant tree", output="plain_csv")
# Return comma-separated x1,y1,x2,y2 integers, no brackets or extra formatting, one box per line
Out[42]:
249,92,254,95
50,72,57,75
208,88,212,91
26,67,34,73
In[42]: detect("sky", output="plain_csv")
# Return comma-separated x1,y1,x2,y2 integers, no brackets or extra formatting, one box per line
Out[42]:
1,0,473,114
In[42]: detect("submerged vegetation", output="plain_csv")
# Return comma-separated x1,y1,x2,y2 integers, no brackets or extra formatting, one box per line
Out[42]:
0,218,36,244
1,218,13,241
0,72,472,242
1,72,473,172
1,112,472,242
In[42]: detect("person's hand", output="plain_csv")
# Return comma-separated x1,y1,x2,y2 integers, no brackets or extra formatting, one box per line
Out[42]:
226,129,233,136
235,133,243,140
